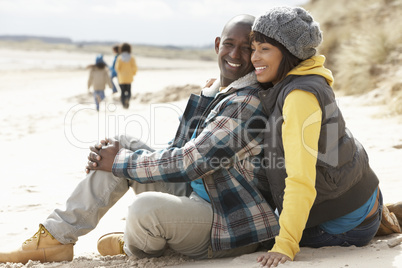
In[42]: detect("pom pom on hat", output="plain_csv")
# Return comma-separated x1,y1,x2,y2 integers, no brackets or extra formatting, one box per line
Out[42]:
252,6,322,60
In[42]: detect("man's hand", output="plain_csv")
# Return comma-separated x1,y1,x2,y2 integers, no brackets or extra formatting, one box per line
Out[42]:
85,140,107,173
257,251,291,268
86,138,121,173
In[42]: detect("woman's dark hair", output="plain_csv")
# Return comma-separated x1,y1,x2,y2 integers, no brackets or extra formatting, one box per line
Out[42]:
120,43,131,53
250,31,302,83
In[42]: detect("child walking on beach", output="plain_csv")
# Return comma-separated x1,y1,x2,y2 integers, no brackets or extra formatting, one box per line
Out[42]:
88,54,113,111
115,43,138,109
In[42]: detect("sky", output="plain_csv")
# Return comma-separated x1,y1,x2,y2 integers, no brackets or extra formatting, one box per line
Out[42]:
0,0,308,47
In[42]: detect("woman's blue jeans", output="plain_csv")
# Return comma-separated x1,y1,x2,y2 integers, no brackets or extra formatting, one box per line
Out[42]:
300,191,383,248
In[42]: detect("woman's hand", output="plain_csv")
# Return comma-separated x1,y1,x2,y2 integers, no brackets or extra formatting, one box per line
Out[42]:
204,78,216,88
257,251,291,267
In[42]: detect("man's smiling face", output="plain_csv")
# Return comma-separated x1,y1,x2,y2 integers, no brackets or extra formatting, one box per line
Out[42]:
215,22,254,87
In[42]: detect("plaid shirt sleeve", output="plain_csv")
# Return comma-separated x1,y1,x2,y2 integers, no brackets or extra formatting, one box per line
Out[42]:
112,90,265,183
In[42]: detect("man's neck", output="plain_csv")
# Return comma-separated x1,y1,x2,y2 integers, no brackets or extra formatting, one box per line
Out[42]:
220,75,236,88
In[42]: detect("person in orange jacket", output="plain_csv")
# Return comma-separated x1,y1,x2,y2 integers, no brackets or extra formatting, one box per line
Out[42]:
115,43,138,109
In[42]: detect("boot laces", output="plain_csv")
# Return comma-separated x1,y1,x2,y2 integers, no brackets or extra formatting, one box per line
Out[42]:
23,224,54,246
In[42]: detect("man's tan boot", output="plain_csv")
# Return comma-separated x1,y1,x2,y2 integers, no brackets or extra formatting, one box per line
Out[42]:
0,224,74,264
97,232,125,256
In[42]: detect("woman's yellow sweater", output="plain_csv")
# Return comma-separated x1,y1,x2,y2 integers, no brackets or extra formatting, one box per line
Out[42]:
270,56,334,260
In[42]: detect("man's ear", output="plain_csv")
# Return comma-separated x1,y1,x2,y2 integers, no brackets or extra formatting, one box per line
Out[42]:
214,37,220,54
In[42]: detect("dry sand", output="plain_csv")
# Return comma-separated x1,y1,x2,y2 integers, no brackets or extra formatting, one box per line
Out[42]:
0,48,401,268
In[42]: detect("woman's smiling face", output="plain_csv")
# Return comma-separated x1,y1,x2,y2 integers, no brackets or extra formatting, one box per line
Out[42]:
251,41,283,85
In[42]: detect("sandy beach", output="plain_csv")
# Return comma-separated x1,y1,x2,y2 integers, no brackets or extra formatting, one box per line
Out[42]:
0,48,401,268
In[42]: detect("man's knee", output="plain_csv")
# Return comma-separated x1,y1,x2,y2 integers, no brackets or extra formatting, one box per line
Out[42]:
116,135,154,152
126,192,168,224
115,135,136,148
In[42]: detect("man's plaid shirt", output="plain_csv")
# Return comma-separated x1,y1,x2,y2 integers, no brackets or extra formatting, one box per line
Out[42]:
112,73,279,251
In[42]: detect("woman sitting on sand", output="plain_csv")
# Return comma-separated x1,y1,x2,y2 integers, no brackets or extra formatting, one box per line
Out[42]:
250,6,390,267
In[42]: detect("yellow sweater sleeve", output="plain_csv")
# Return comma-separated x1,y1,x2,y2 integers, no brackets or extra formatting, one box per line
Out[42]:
270,89,322,260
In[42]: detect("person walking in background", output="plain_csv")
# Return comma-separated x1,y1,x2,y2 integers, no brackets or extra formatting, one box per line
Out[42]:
115,43,137,109
88,54,113,111
110,45,119,94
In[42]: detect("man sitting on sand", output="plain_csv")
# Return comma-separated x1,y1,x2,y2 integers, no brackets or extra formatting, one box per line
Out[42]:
0,14,279,264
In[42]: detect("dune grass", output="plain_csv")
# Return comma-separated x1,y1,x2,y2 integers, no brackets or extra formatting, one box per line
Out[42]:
305,0,402,113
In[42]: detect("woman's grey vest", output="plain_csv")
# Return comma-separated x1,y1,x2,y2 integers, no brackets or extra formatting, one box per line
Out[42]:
258,75,379,227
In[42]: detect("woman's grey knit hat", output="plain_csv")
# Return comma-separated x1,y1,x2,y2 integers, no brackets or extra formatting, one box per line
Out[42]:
252,6,322,60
